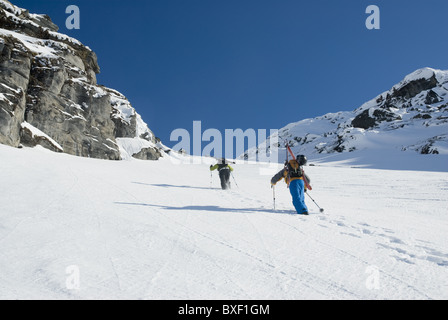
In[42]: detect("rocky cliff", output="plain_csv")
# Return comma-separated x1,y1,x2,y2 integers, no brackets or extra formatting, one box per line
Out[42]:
0,0,162,160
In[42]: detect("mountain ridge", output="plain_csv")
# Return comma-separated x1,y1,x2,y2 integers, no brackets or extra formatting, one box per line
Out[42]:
243,67,448,170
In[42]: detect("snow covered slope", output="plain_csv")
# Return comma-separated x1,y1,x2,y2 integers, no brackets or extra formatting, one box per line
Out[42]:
243,68,448,172
0,144,447,299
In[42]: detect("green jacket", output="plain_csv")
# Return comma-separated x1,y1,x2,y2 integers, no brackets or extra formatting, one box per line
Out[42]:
210,163,234,172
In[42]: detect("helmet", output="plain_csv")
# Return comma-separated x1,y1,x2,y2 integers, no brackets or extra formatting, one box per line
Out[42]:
296,155,307,166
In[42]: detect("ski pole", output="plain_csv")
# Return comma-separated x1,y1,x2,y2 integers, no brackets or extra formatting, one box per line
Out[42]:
230,172,239,188
306,192,324,213
272,185,276,211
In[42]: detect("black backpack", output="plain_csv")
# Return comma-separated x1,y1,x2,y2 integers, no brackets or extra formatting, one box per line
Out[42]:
285,159,303,180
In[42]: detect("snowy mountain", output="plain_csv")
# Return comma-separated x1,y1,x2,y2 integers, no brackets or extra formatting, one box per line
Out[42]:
0,0,163,160
243,68,448,171
0,1,447,301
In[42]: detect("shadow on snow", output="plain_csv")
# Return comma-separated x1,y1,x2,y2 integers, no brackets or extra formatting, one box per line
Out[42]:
132,182,221,190
115,202,294,215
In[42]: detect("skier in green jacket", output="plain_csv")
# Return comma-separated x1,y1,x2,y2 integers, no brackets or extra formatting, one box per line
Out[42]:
210,158,234,190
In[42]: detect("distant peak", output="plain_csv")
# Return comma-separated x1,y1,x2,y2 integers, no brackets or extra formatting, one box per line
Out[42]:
403,67,437,82
400,67,448,86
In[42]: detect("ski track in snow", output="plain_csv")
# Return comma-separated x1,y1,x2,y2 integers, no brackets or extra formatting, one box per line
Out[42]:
0,145,447,299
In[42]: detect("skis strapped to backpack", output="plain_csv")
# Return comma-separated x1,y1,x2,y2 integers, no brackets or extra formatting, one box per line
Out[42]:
285,142,312,191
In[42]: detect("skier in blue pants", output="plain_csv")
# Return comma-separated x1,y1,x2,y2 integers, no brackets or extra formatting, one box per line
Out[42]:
289,179,308,215
271,155,310,215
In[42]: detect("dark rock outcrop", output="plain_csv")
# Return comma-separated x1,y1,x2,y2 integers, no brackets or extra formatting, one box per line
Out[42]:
352,108,402,130
0,0,162,160
392,74,438,100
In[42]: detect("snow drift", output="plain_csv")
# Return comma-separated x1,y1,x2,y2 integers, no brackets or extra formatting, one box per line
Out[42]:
0,144,447,299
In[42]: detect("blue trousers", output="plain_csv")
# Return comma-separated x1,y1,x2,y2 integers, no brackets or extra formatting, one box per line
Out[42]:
289,179,308,215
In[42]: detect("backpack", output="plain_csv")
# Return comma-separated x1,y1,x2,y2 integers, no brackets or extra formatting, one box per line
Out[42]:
285,159,303,186
217,163,229,171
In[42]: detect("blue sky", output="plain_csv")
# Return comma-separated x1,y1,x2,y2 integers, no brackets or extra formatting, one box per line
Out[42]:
13,0,448,154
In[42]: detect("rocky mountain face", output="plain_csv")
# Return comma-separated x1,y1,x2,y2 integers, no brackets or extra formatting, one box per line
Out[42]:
0,0,162,160
243,68,448,161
